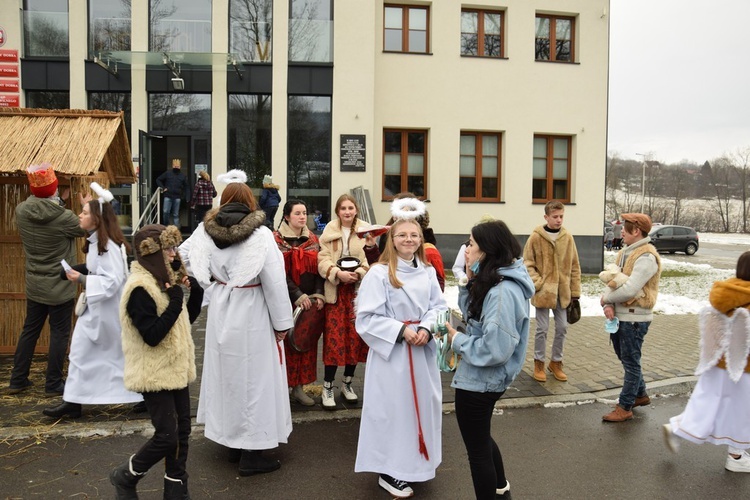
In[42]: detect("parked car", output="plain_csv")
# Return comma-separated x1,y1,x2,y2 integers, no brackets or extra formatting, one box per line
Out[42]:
648,225,699,255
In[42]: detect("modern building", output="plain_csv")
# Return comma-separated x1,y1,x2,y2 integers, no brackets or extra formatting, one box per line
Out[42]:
0,0,609,271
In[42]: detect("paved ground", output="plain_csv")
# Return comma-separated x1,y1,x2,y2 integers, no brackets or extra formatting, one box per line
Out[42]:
0,312,699,440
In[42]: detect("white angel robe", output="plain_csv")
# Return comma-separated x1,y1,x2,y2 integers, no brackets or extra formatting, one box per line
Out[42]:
355,258,447,482
65,235,142,404
181,224,294,450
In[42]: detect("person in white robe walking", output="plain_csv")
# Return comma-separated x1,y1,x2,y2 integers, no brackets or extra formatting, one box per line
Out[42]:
43,183,142,419
355,199,447,499
181,170,294,477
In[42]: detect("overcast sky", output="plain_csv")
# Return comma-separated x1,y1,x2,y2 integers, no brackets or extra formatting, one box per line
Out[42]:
608,0,750,165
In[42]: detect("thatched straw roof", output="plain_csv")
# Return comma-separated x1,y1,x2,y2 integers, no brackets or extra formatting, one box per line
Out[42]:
0,108,136,183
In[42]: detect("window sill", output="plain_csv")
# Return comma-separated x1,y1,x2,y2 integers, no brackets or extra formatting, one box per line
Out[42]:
382,51,433,56
534,59,580,65
460,55,508,60
532,201,575,205
458,200,505,204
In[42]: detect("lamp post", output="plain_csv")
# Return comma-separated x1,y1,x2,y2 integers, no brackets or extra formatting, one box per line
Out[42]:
635,153,647,213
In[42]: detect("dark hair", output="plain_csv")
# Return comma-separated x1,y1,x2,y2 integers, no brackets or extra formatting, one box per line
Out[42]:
737,251,750,281
282,198,308,224
466,220,522,320
83,200,130,255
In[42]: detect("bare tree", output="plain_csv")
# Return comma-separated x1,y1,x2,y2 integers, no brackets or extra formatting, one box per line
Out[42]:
664,166,690,224
706,159,736,232
230,0,273,62
726,147,750,233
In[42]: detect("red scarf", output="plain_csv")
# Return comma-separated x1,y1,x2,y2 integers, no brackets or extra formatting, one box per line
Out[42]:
275,232,320,285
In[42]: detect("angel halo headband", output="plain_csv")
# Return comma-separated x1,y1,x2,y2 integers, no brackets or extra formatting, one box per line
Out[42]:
390,197,426,221
217,169,248,185
90,182,114,206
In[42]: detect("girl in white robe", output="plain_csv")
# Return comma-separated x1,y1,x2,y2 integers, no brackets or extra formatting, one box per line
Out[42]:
180,173,294,476
355,214,447,498
43,194,141,419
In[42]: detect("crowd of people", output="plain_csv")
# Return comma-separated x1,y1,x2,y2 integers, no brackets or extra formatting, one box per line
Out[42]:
6,163,749,499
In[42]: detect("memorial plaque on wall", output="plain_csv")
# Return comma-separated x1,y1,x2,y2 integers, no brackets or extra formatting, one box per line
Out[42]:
340,134,366,172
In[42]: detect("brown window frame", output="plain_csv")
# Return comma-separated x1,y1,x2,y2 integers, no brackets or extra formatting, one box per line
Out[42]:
532,135,572,203
535,14,575,62
460,8,504,58
383,4,430,54
382,129,428,200
459,132,502,202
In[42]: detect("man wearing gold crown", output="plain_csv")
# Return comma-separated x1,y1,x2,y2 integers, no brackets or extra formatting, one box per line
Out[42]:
156,159,190,228
8,163,85,395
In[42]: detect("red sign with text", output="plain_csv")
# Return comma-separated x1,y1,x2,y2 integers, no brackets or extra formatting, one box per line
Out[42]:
0,79,18,92
0,64,18,77
0,49,18,62
0,94,20,107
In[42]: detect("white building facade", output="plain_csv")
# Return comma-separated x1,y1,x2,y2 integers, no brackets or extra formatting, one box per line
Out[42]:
0,0,609,271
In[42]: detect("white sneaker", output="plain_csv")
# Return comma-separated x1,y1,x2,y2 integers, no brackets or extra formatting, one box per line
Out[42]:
725,451,750,473
662,424,680,453
322,381,336,410
341,376,358,402
291,385,314,406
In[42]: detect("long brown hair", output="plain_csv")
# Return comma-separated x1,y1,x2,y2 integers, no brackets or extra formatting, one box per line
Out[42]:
83,201,130,255
377,219,429,289
334,193,359,228
220,182,257,210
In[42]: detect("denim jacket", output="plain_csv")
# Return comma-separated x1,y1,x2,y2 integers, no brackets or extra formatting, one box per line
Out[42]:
451,259,534,393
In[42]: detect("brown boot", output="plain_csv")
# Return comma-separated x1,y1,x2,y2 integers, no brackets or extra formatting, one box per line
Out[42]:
548,360,568,382
633,395,651,407
533,360,546,382
602,404,633,422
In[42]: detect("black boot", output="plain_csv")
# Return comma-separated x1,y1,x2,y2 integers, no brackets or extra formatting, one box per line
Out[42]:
110,456,143,500
164,475,191,500
132,401,148,414
227,448,241,463
238,450,281,476
42,401,82,419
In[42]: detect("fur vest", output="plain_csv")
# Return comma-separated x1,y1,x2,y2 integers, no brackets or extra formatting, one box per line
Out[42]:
523,225,581,309
317,219,371,304
120,262,196,392
619,243,661,310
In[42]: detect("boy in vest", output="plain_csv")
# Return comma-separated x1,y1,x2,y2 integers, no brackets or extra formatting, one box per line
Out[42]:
600,213,661,422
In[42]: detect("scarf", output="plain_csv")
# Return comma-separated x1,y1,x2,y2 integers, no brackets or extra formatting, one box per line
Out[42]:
709,277,750,315
275,223,320,285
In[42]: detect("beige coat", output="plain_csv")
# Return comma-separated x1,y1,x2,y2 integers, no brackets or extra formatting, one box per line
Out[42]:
523,225,581,309
318,219,371,304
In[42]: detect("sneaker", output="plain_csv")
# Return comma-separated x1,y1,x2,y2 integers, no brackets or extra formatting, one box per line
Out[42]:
633,395,651,407
602,405,633,422
291,385,315,406
725,451,750,473
496,479,512,499
378,474,414,498
322,381,336,410
44,382,65,397
7,380,33,395
662,424,680,453
341,376,358,403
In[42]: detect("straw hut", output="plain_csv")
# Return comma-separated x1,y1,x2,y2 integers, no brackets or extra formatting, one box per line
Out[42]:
0,108,135,354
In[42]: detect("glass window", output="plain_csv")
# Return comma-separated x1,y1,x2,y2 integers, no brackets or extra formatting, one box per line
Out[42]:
229,0,272,62
89,0,131,55
533,135,571,202
383,129,427,199
289,0,332,63
461,9,503,58
26,91,69,109
459,132,501,201
383,5,429,54
89,92,132,145
149,94,211,131
535,14,575,62
228,94,272,187
23,0,69,57
288,96,332,221
150,0,211,52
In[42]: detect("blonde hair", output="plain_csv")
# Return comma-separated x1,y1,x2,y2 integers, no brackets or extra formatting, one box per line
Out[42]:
377,219,429,288
334,193,360,227
198,170,210,181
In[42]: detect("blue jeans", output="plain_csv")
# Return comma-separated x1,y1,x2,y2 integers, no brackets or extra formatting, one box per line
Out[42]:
163,197,181,227
610,321,650,410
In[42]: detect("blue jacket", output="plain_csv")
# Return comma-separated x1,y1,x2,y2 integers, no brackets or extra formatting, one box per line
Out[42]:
156,170,190,202
451,258,534,393
259,187,281,210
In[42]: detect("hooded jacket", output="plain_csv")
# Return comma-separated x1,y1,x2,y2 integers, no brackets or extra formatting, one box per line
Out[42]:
452,259,535,392
16,195,86,304
523,225,581,309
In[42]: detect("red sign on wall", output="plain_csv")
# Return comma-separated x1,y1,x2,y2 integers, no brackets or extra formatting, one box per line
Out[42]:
0,49,18,62
0,94,20,107
0,79,18,92
0,64,18,77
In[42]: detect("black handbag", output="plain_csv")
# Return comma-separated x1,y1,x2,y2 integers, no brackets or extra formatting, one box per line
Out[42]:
566,299,581,324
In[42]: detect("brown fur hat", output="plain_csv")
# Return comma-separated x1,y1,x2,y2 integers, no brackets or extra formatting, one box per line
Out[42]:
133,225,187,288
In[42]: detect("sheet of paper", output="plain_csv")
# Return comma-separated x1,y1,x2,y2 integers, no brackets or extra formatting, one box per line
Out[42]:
61,259,72,272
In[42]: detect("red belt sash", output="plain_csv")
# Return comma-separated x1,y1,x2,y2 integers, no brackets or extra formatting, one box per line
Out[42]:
404,320,430,460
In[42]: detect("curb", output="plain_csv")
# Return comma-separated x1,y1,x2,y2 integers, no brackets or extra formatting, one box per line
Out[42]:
0,376,696,441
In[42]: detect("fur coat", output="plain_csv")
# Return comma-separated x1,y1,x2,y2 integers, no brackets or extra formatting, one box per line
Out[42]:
523,225,581,309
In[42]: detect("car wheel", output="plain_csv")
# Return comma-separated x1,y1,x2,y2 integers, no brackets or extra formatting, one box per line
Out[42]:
685,243,698,255
668,251,676,254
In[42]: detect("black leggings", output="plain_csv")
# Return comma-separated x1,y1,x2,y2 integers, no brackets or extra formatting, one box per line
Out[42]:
455,388,507,500
324,364,356,382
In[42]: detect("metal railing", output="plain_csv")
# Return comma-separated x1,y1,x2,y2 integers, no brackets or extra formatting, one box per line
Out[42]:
133,190,161,236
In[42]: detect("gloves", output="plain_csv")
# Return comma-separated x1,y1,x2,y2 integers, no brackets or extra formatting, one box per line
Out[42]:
166,285,184,303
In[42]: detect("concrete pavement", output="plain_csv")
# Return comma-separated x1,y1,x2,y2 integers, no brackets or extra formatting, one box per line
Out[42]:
0,313,700,440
